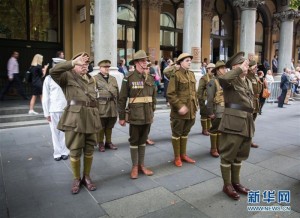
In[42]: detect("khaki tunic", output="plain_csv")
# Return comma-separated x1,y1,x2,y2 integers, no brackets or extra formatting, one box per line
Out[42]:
246,71,263,113
167,67,198,119
50,61,101,134
118,70,156,125
206,77,224,119
197,73,213,116
94,73,119,117
218,68,255,138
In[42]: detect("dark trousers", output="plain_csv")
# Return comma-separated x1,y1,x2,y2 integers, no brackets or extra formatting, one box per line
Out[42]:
0,74,27,99
129,124,151,145
278,89,287,107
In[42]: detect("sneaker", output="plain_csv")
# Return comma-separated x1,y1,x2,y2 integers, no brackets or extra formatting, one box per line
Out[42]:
28,110,39,115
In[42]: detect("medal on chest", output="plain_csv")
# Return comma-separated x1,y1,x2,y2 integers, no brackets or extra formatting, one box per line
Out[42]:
132,81,144,89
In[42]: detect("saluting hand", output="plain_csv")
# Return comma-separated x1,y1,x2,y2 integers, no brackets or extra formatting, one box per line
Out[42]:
178,105,189,115
119,119,126,126
240,59,249,72
73,53,89,66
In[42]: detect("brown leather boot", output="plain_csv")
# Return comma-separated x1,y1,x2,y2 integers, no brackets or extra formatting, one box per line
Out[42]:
81,175,97,191
223,184,240,200
210,149,219,158
139,165,153,176
130,165,138,179
232,183,250,195
71,178,81,194
251,142,259,148
174,156,182,167
181,154,196,163
98,142,105,152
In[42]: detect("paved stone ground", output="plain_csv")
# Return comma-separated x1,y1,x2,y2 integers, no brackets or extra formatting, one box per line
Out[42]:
0,101,299,218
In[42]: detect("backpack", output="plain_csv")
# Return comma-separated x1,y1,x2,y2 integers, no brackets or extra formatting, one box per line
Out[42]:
24,68,32,83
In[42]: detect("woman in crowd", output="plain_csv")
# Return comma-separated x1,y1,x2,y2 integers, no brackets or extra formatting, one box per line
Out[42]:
28,54,48,115
258,71,268,114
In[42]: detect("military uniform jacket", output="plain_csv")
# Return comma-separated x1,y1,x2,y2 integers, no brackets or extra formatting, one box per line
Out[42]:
94,73,119,118
197,73,213,102
49,61,101,133
206,77,224,118
247,71,262,113
118,70,156,125
218,68,255,138
167,67,198,119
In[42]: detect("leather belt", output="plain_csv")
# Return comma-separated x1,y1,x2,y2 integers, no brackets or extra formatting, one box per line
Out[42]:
98,97,115,101
68,100,98,108
225,103,254,113
129,96,153,104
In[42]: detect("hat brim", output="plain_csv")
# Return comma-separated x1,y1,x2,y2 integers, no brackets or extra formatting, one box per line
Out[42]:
226,52,245,68
176,55,193,64
129,55,149,65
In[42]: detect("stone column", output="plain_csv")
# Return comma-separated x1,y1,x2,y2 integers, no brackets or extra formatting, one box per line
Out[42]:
233,0,264,58
274,9,299,75
202,10,214,63
183,0,202,86
93,0,123,88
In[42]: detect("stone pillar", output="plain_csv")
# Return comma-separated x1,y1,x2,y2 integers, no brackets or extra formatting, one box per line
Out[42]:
274,9,299,75
93,0,123,88
183,0,202,86
233,0,264,58
202,10,214,63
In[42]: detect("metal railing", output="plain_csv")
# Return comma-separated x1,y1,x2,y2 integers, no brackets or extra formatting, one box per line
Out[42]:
266,81,281,103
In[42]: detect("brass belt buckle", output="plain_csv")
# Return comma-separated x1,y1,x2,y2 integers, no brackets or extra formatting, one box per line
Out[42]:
144,97,148,103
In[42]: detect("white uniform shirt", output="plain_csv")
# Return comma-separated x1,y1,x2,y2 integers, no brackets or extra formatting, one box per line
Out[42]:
42,75,67,117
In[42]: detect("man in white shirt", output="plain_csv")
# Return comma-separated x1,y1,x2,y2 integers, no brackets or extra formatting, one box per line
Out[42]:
0,51,28,100
42,58,69,161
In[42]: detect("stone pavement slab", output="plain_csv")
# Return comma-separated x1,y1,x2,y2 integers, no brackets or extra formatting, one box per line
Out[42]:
141,201,210,218
101,187,182,218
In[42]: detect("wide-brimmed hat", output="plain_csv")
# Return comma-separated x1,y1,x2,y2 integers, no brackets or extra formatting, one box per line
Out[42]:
72,52,90,61
212,61,226,71
176,53,193,64
98,59,111,67
129,50,149,65
226,52,245,68
249,60,257,67
206,63,215,69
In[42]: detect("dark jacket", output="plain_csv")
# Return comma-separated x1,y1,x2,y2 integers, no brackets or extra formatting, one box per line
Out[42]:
280,73,290,90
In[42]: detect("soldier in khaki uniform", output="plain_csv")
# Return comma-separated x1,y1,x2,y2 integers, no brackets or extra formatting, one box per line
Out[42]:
94,60,119,152
206,61,226,158
118,50,156,179
197,63,215,136
247,60,262,148
218,52,253,200
50,52,101,194
167,53,198,167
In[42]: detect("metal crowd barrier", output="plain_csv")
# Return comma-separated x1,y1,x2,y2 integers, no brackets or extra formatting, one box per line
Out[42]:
266,81,281,103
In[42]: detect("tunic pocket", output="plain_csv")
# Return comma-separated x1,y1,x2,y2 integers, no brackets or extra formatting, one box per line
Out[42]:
63,105,82,127
98,100,107,115
222,110,247,132
178,79,189,91
129,104,144,121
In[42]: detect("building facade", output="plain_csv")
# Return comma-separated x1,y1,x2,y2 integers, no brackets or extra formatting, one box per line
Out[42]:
0,0,299,82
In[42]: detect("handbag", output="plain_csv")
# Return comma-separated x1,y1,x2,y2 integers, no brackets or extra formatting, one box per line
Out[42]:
262,88,270,98
154,73,160,81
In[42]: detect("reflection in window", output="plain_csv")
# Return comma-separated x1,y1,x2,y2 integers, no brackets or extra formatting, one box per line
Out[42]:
117,5,136,21
160,13,176,46
160,14,174,27
29,0,59,42
0,1,26,39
